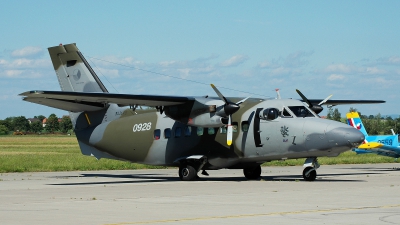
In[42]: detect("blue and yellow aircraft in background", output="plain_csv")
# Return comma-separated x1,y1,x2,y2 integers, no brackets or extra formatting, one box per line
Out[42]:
347,112,400,158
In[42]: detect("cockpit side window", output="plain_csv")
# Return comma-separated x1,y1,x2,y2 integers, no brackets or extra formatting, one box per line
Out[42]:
288,106,315,118
281,108,293,117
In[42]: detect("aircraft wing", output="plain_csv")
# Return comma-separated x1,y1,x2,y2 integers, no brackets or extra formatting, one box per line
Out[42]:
20,90,195,112
306,99,385,106
354,142,400,158
358,142,400,152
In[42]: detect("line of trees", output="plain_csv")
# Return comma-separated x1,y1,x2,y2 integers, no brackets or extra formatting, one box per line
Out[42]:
1,108,398,136
0,114,72,135
326,107,400,135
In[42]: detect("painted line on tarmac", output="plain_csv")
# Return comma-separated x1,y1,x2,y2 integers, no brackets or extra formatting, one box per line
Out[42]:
104,204,400,225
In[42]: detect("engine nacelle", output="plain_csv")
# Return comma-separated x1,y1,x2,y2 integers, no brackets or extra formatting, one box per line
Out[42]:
187,113,224,127
164,97,226,127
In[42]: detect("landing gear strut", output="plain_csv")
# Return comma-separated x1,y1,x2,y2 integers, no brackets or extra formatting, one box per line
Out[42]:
302,157,319,181
243,165,262,180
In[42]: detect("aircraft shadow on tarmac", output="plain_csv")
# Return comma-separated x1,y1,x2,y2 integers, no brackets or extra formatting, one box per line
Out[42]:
337,167,400,172
47,170,386,186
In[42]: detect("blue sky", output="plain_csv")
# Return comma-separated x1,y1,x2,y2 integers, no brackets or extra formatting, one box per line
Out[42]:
1,1,399,119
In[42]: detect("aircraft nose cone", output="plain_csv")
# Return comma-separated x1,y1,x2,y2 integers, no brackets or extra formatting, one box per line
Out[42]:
327,125,365,148
346,128,365,147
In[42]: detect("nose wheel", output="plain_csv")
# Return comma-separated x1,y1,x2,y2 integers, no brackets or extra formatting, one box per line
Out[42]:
302,157,319,181
302,166,317,181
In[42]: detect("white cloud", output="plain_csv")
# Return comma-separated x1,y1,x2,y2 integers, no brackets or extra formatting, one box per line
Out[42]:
327,74,345,81
366,67,386,75
178,68,190,78
0,58,49,69
377,56,400,65
270,67,292,76
96,68,120,78
159,61,177,67
0,69,44,78
387,56,400,64
1,70,23,78
11,46,43,58
322,64,360,74
219,55,249,67
257,60,273,68
87,55,139,69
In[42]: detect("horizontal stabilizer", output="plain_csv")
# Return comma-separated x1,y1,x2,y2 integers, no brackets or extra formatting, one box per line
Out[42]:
22,96,106,112
20,90,195,112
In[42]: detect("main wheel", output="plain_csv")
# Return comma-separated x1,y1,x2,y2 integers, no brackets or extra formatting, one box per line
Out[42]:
243,165,262,180
302,166,317,181
179,165,197,181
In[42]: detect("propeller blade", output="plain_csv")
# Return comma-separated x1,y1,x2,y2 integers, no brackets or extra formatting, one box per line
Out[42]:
236,96,250,105
296,89,324,114
296,89,313,107
318,94,333,105
211,84,230,104
227,115,233,146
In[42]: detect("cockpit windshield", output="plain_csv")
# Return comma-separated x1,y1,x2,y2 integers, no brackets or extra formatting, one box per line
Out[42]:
288,106,315,118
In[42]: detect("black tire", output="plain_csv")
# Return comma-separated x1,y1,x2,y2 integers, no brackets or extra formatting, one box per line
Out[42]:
302,166,317,181
243,165,262,180
179,165,197,181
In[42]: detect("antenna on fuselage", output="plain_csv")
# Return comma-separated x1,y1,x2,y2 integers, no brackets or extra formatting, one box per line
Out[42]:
275,88,281,99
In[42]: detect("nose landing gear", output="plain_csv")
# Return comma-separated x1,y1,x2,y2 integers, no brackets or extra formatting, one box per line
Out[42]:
302,157,319,181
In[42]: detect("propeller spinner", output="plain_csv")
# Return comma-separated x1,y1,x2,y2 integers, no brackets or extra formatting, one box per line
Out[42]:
296,89,332,114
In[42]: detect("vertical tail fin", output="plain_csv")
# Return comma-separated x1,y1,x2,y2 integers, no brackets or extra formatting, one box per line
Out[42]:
346,112,368,137
48,43,108,93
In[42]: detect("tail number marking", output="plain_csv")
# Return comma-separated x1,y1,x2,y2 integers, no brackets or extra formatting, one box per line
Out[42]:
133,122,152,132
377,139,392,146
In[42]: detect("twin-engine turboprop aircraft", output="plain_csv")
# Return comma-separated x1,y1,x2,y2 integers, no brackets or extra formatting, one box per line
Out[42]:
20,43,385,181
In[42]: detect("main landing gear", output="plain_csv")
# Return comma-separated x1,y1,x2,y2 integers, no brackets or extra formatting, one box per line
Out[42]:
302,157,320,181
177,156,207,181
243,165,262,180
179,164,197,181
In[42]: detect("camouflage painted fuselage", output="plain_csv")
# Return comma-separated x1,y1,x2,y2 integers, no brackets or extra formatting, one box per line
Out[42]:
21,43,366,173
75,98,361,170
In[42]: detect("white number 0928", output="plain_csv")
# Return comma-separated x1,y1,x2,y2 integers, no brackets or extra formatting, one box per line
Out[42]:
133,122,152,132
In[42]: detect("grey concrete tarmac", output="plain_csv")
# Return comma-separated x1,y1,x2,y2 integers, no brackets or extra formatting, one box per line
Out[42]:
1,163,400,225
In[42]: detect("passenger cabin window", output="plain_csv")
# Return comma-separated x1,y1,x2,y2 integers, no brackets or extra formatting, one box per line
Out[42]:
185,126,191,137
232,122,238,133
154,129,161,140
220,126,227,134
174,127,182,137
197,127,204,136
164,128,171,139
288,106,315,117
207,127,216,135
241,121,249,132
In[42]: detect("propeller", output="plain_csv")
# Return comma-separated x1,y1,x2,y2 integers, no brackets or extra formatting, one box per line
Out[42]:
296,89,333,114
211,84,248,146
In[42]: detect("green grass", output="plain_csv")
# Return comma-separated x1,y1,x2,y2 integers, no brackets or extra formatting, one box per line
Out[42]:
0,135,397,173
0,136,165,173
